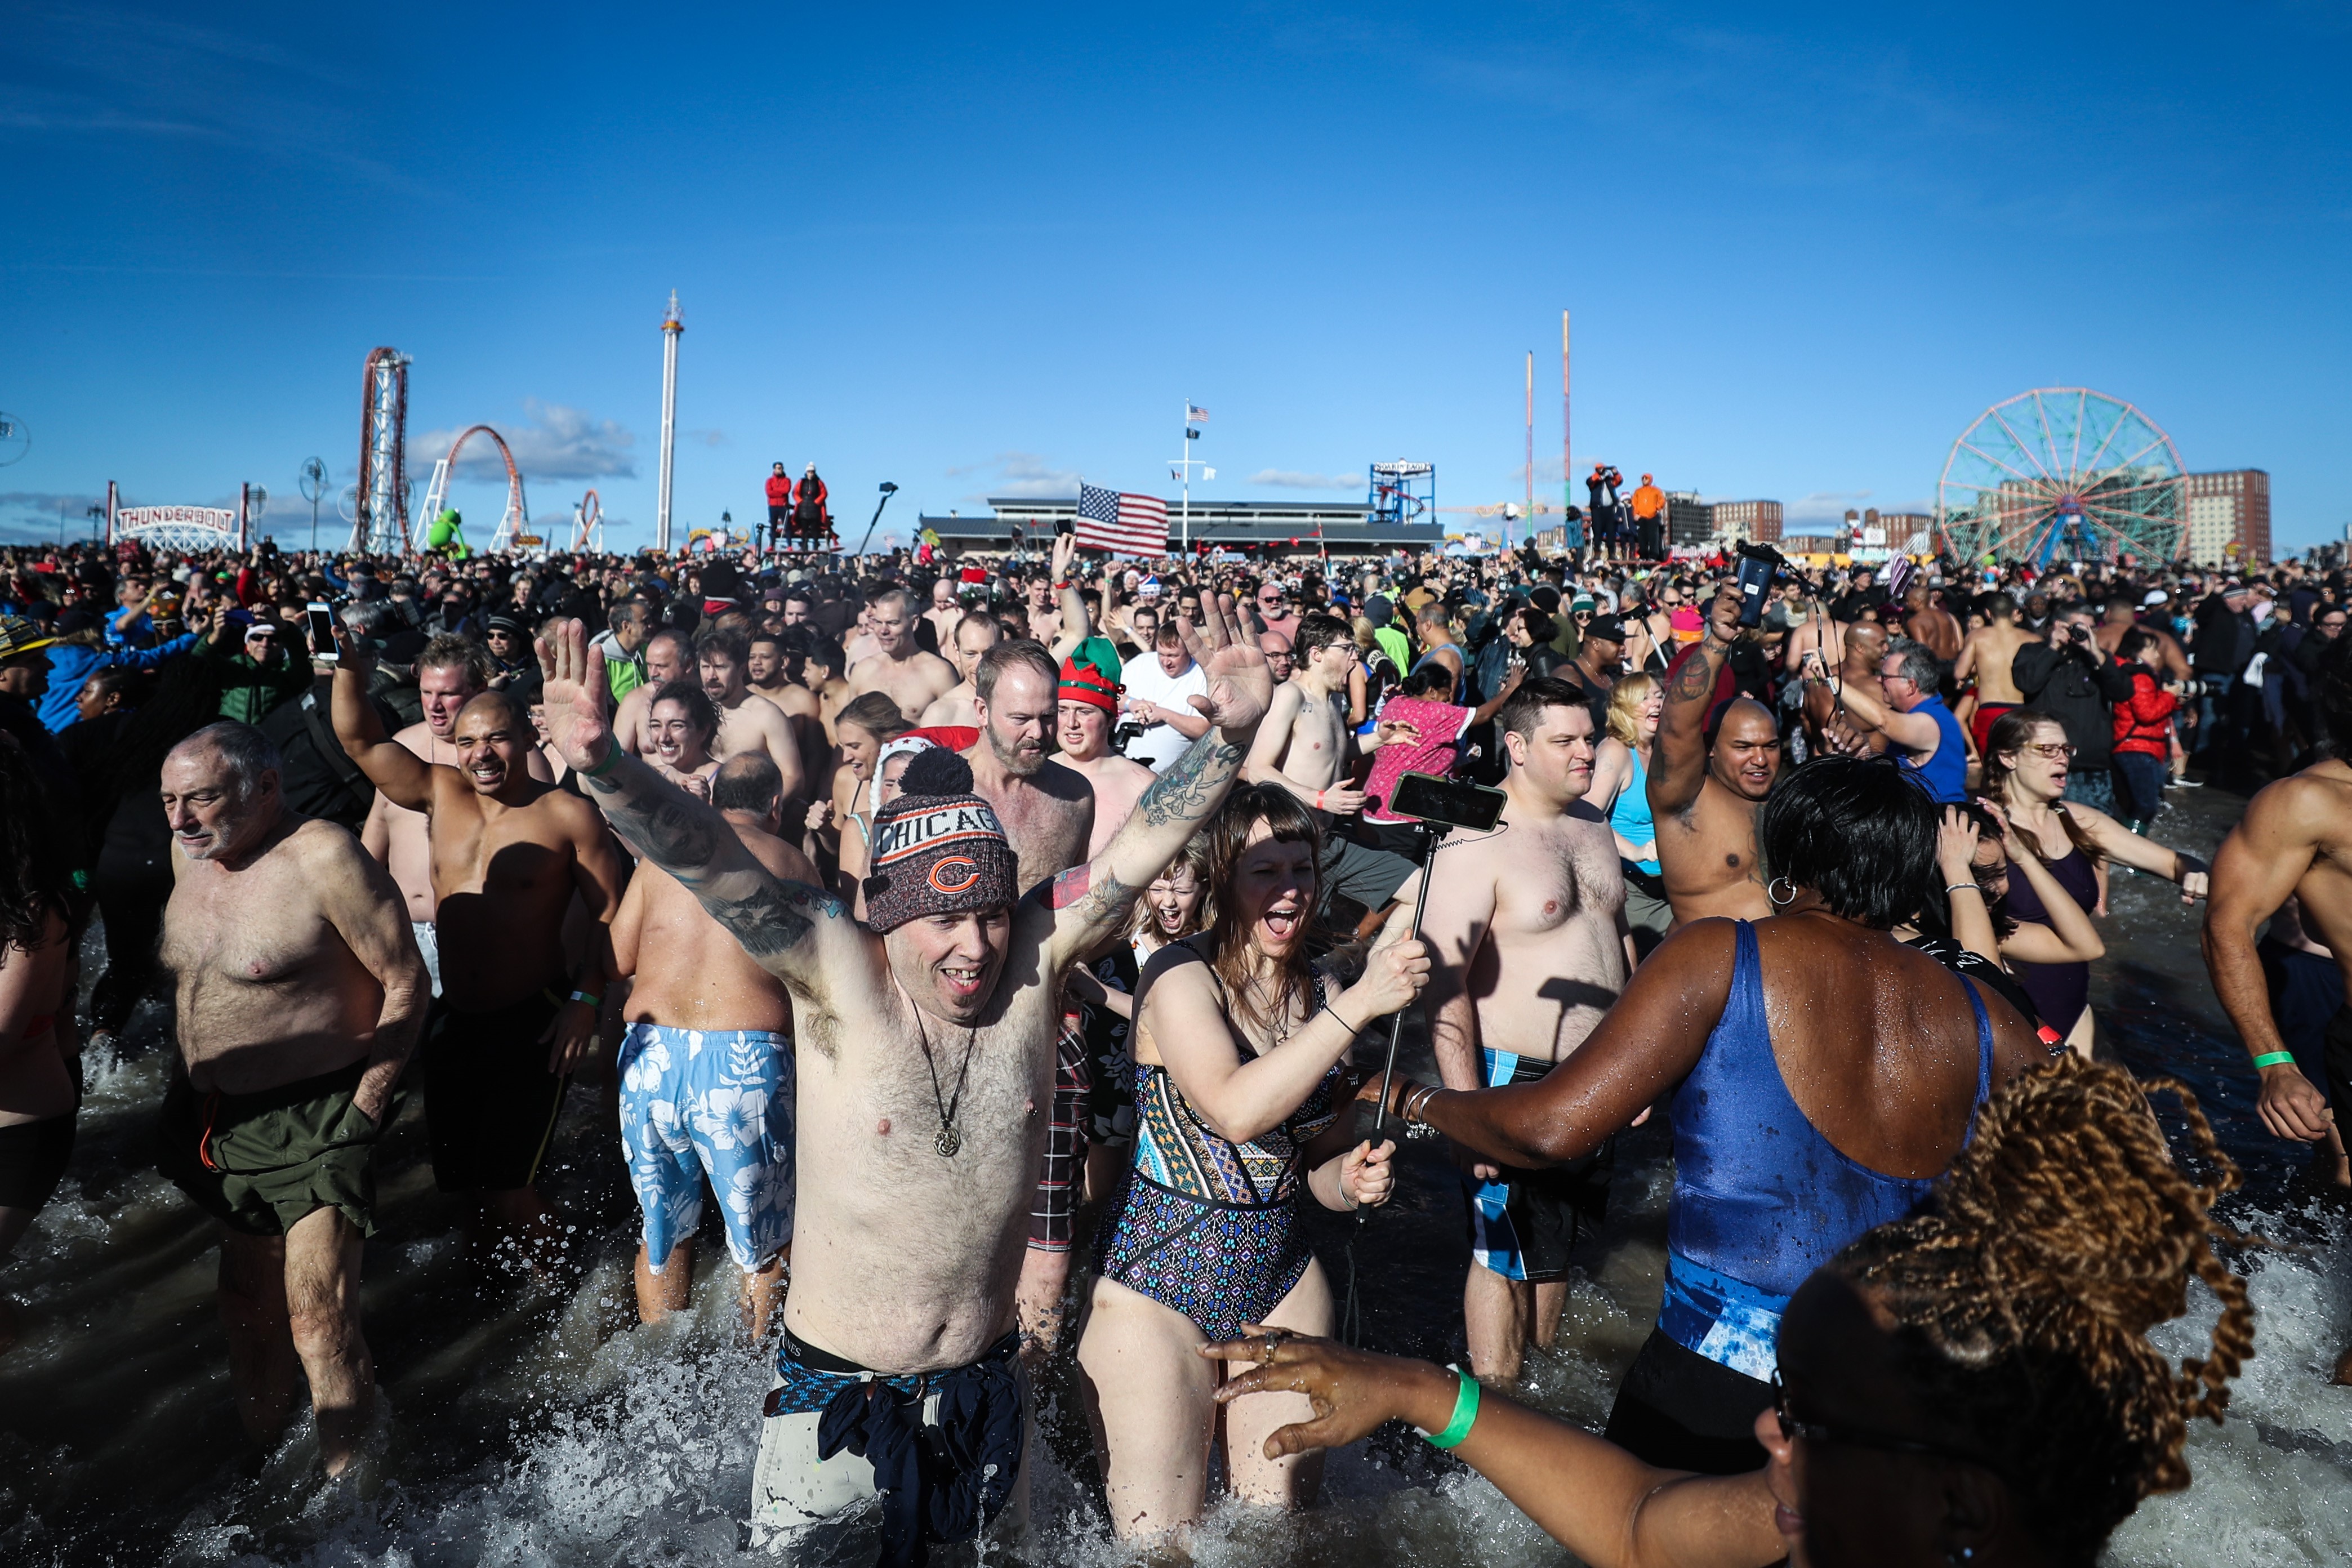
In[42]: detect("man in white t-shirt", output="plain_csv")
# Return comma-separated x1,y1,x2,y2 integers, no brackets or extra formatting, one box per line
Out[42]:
1117,622,1211,772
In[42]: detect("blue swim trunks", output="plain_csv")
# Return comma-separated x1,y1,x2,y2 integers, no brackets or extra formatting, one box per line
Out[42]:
618,1023,795,1273
1460,1048,1614,1284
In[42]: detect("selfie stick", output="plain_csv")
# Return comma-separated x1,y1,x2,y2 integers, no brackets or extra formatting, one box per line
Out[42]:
1369,816,1446,1141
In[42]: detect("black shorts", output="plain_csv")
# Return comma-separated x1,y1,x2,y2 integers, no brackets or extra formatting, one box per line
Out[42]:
1314,825,1415,916
425,988,570,1194
1460,1056,1614,1283
157,1059,379,1237
0,1113,77,1213
1605,1328,1774,1476
2262,941,2352,1118
1028,1014,1090,1253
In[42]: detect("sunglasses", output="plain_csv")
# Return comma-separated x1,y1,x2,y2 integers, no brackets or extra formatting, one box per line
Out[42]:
1771,1370,1982,1465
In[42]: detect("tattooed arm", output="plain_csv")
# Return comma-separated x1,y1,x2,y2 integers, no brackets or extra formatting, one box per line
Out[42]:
533,619,872,999
1037,639,1275,969
1649,582,1740,825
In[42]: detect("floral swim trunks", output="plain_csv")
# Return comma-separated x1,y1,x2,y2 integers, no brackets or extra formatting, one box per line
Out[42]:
617,1023,795,1273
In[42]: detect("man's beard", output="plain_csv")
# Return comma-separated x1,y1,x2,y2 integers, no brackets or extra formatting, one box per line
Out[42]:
989,727,1046,776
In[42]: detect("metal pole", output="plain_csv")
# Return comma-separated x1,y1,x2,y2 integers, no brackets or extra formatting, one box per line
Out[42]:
1561,310,1572,554
1524,350,1534,551
657,291,683,554
1370,819,1445,1142
1181,403,1191,553
855,487,898,558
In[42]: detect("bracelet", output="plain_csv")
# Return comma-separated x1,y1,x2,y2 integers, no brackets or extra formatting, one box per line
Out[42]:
582,743,622,779
1314,789,1326,811
1422,1367,1480,1450
568,990,602,1008
1318,999,1361,1035
1402,1082,1441,1125
1946,883,1983,894
2252,1051,2297,1068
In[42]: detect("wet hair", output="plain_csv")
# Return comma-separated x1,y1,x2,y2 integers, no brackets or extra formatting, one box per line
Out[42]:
1753,754,1935,927
179,720,283,802
1833,1056,2252,1566
974,638,1057,704
1293,612,1351,658
0,739,72,954
711,751,783,815
1495,675,1594,746
835,689,912,745
1984,592,2019,621
954,610,1003,651
1129,832,1217,944
417,632,492,689
648,679,719,742
1196,785,1323,1041
1912,801,2018,943
1981,707,2104,866
693,625,749,670
1603,671,1660,747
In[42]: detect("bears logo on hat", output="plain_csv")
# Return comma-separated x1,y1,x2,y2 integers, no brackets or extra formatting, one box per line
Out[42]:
863,749,1022,933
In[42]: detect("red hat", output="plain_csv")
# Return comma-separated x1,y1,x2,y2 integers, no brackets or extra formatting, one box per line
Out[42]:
1058,655,1120,714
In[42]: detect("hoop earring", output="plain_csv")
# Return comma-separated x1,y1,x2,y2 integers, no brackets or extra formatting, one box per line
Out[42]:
1768,876,1798,908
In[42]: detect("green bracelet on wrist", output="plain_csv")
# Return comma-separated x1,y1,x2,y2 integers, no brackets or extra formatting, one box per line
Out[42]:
2252,1051,2297,1069
582,743,621,779
1423,1366,1480,1450
568,990,603,1009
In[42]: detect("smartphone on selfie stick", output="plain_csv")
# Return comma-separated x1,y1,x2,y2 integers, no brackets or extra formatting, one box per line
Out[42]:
1734,542,1788,630
1367,772,1506,1142
305,600,339,663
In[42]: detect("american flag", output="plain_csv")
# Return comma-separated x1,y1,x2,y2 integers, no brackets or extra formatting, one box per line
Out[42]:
1075,483,1168,556
1186,403,1210,425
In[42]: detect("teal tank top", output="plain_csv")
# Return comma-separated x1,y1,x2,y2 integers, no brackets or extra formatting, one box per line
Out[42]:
1610,747,1659,875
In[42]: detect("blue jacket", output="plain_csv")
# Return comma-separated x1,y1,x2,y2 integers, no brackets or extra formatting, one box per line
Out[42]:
39,632,200,731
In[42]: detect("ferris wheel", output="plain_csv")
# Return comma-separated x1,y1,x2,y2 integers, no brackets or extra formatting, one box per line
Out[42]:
1936,388,2184,565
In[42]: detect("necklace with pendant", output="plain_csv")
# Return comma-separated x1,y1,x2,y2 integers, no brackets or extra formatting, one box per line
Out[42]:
913,1009,980,1158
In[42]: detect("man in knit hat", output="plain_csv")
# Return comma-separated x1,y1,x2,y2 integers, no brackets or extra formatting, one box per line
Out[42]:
529,614,1276,1555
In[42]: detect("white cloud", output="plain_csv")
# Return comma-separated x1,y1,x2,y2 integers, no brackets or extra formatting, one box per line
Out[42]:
1251,469,1360,491
412,399,636,484
952,451,1080,502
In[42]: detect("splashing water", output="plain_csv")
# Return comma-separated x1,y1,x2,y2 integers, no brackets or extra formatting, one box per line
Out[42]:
3,786,2348,1565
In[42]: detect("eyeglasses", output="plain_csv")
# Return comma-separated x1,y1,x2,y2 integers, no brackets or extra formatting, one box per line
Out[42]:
2020,742,2077,760
1771,1370,1982,1465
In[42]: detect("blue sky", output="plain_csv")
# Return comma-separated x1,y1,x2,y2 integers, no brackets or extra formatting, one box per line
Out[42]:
3,2,2347,553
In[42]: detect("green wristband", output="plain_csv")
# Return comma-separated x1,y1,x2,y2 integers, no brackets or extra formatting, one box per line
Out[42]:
1423,1366,1480,1450
568,991,602,1009
582,743,622,780
2252,1051,2297,1068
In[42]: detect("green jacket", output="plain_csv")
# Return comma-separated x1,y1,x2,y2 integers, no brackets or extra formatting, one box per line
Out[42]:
199,638,314,724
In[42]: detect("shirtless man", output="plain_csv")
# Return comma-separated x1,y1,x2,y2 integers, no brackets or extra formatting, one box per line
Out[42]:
1798,617,1890,758
750,630,831,798
526,613,1273,1547
2099,593,2191,682
155,721,428,1475
694,627,807,806
1952,593,2038,755
923,577,964,651
1049,654,1155,860
1244,612,1416,920
331,631,625,1267
610,753,817,1338
917,611,1000,729
1648,584,1784,925
846,588,957,721
1901,583,1963,663
958,640,1099,1353
614,627,693,756
360,635,553,995
1409,678,1633,1380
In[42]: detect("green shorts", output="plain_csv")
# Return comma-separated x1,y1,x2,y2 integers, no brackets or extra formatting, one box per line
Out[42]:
157,1058,381,1237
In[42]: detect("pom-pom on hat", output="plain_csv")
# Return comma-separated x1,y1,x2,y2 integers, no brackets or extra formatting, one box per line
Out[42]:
863,749,1020,933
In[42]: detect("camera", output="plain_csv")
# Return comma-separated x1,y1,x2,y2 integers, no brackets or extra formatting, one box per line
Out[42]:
1734,542,1787,629
1113,720,1149,755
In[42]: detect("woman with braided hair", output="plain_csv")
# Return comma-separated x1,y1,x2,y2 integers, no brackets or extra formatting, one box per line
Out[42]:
1201,1053,2255,1568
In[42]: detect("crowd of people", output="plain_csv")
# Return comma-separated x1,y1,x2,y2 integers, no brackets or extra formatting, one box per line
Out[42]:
0,524,2343,1565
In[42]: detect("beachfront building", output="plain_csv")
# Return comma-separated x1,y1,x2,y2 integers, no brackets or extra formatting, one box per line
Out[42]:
2183,470,2271,565
919,496,1440,561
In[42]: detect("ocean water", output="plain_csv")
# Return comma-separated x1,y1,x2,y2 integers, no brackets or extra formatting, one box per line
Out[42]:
2,786,2346,1565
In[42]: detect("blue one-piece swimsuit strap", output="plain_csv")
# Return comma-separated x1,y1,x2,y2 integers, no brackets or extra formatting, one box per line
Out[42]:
1660,920,1992,1379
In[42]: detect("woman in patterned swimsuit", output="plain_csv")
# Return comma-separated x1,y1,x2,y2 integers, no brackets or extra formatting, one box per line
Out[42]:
1075,786,1429,1542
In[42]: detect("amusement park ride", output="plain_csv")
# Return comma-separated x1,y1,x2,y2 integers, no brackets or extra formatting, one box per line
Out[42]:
1937,387,2186,565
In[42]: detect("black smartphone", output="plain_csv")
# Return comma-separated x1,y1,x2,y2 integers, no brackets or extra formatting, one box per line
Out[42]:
1054,516,1075,538
1386,771,1506,832
1735,542,1785,629
306,600,338,661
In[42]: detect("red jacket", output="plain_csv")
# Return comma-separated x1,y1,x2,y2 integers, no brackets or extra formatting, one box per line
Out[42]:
2112,665,2176,759
765,475,792,507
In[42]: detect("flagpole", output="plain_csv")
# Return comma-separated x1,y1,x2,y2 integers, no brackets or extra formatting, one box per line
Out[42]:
1181,402,1191,553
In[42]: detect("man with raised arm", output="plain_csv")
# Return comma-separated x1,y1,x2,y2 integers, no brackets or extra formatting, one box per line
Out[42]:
360,634,554,995
1048,653,1154,860
845,586,960,722
923,536,1094,728
529,611,1277,1555
330,629,626,1271
157,721,428,1477
1647,583,1784,925
693,626,807,807
1405,677,1634,1383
